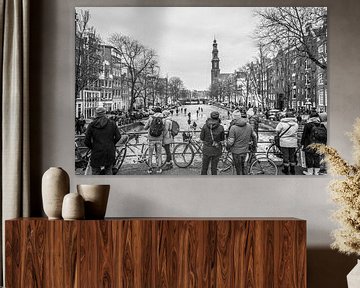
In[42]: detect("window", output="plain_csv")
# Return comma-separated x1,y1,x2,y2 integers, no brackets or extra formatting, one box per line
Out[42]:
318,73,323,85
318,89,324,106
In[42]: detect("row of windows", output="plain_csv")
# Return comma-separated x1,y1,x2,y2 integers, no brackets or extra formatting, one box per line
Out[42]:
91,79,124,88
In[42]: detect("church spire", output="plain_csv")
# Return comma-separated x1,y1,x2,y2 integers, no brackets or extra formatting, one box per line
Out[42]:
211,38,220,85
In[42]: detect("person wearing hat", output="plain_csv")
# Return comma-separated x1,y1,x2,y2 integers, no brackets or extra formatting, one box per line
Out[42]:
200,111,225,175
226,110,257,175
84,106,121,175
162,110,173,170
275,111,299,175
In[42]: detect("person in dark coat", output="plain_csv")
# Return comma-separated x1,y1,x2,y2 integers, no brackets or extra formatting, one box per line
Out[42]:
200,111,225,175
226,110,257,175
84,106,121,175
300,111,324,175
77,115,86,134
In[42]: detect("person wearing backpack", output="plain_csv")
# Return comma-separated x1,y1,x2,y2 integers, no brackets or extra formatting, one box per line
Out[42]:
200,111,225,175
275,111,299,175
162,110,174,170
144,107,164,174
300,111,326,175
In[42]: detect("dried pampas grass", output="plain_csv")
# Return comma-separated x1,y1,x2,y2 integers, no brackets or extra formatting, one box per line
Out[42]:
311,118,360,256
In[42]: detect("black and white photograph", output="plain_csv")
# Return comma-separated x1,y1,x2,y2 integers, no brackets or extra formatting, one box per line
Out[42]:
75,7,328,176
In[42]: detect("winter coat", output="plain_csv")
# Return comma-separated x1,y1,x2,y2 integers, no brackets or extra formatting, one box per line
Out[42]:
84,116,121,167
162,117,173,145
275,117,299,148
301,117,321,148
200,118,225,156
227,118,257,154
144,113,164,141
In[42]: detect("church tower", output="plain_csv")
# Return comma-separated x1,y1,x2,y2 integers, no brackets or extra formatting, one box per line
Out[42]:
211,39,220,85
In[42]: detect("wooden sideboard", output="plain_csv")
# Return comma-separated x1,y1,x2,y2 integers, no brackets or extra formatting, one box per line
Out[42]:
5,218,306,287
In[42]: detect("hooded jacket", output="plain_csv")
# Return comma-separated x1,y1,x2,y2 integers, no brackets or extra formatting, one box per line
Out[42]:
144,112,164,141
275,117,299,148
84,116,121,167
200,118,225,156
301,116,321,148
227,118,257,154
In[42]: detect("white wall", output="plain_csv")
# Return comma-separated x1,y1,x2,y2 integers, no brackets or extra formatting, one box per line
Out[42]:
34,0,360,248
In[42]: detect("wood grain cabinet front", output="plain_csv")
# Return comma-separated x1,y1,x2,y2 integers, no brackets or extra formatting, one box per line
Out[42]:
5,218,306,288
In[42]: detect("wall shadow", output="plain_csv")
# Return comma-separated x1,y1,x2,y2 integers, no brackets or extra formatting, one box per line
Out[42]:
308,248,357,288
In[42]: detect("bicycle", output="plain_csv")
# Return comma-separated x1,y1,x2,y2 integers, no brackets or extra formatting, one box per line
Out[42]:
266,138,302,166
218,145,278,175
172,131,203,168
112,133,166,175
75,137,90,172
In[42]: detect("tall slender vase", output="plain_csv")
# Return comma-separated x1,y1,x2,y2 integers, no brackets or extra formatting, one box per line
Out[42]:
42,167,70,219
347,259,360,288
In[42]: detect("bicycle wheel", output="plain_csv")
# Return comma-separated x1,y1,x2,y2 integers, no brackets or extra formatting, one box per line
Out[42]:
218,152,233,174
112,147,126,175
266,143,283,165
249,156,278,175
144,145,167,168
173,143,195,168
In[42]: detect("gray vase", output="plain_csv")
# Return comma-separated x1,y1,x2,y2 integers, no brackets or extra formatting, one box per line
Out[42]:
42,167,70,219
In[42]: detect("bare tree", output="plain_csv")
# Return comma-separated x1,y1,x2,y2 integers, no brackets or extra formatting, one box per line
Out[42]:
75,10,103,98
168,77,184,102
209,82,220,102
254,7,327,70
108,33,158,113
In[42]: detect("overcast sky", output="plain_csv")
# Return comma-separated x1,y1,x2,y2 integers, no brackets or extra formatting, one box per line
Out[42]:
76,7,260,91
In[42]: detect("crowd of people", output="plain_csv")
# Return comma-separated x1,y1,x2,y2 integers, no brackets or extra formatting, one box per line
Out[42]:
80,105,327,175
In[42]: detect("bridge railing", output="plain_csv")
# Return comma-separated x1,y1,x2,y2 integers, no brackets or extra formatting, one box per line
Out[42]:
75,128,304,160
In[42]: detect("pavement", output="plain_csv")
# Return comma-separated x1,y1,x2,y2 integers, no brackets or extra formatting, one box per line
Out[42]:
116,159,307,176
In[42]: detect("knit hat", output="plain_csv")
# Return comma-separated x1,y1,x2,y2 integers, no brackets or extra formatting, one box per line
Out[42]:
162,110,170,117
210,111,219,120
232,110,242,119
95,106,106,117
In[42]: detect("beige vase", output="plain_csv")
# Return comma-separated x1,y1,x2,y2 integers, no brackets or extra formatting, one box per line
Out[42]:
42,167,70,219
62,192,85,220
77,184,110,219
347,259,360,288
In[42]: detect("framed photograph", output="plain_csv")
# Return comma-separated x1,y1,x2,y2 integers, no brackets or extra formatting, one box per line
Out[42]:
75,7,327,176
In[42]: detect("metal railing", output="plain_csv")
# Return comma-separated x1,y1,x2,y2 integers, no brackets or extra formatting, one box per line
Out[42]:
75,128,304,160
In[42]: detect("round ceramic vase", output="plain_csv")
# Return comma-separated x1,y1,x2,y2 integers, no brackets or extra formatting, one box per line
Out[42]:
77,184,110,219
62,192,85,220
42,167,70,219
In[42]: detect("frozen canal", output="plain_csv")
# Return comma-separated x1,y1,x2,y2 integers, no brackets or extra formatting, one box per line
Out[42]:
120,104,276,168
